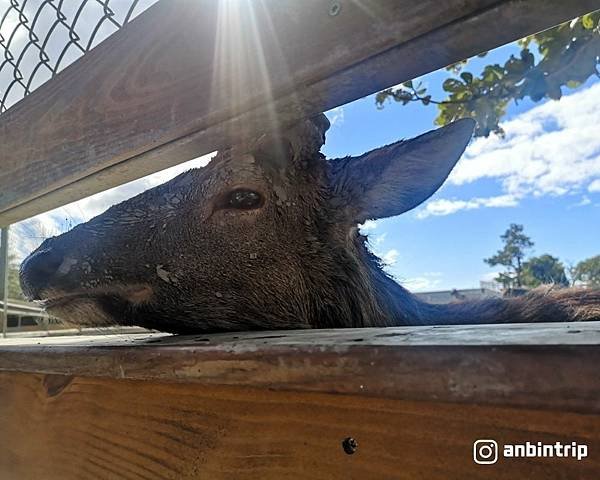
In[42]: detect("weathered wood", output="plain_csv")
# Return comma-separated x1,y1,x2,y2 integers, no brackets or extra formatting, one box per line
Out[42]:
0,227,8,337
1,320,599,346
1,322,600,413
1,0,598,225
1,371,598,479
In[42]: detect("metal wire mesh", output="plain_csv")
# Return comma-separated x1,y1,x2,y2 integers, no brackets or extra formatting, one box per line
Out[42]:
0,0,158,114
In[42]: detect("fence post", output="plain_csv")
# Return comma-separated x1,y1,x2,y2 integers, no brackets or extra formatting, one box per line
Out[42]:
0,226,9,338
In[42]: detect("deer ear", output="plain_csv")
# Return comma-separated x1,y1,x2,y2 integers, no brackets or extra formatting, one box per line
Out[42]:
329,118,475,222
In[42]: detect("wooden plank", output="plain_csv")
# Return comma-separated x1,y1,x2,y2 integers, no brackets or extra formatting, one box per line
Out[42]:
1,371,598,479
0,227,8,337
1,0,598,225
1,322,600,413
1,320,599,346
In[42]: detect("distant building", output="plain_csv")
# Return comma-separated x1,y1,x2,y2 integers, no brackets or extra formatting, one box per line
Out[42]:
414,287,502,305
479,280,503,293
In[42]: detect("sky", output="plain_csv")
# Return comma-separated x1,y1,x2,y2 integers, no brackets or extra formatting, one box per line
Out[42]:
6,30,600,293
321,43,600,292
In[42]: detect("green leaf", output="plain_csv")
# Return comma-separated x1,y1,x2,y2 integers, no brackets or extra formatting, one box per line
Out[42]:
375,13,600,138
442,78,464,92
581,13,594,30
505,55,527,74
374,91,388,106
402,80,413,89
546,82,562,100
460,72,473,84
520,48,535,67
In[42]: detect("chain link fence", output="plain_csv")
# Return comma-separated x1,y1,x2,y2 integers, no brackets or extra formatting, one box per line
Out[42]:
0,0,158,114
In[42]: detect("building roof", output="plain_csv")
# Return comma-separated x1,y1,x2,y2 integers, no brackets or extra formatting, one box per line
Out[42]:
414,288,502,305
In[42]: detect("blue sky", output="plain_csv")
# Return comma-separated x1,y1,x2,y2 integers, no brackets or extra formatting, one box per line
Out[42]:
12,41,600,292
321,43,600,291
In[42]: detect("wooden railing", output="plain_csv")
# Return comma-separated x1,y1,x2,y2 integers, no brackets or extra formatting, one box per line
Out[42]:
0,0,597,225
0,322,599,478
1,1,599,478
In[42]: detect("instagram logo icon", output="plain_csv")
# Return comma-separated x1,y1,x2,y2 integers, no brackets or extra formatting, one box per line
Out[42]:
473,440,498,464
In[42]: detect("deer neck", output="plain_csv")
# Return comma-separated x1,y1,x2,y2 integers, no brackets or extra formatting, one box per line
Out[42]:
308,230,425,328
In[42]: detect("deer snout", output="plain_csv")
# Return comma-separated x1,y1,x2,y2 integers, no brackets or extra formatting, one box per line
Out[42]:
20,246,66,300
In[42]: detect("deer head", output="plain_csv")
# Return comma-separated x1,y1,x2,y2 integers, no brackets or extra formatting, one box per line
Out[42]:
20,115,475,333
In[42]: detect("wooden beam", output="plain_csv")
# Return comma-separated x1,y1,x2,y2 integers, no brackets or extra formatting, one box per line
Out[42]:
1,322,600,412
1,0,598,225
2,323,600,477
0,370,598,479
0,227,8,337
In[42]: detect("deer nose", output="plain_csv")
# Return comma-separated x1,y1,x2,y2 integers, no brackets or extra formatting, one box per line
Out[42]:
19,248,65,300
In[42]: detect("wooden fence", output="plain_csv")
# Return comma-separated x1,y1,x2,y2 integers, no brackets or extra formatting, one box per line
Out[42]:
1,322,600,479
1,0,598,225
0,1,599,478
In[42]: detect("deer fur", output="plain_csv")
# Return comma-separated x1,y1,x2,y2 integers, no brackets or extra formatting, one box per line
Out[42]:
20,115,600,333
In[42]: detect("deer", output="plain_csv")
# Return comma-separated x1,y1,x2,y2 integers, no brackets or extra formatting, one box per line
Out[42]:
19,115,600,333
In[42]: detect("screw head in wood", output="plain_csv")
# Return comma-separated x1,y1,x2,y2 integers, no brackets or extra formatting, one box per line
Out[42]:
342,437,358,454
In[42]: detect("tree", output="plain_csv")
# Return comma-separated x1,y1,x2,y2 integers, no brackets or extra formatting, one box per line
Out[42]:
6,254,24,300
565,260,580,287
375,12,600,137
485,224,534,288
521,254,569,287
573,255,600,287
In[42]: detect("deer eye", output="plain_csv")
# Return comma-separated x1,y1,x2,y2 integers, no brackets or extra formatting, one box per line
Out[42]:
225,189,263,210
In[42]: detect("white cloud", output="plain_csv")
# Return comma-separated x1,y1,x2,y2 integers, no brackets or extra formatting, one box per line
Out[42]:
570,196,592,208
365,230,396,266
10,217,62,261
381,249,399,266
418,82,600,218
372,232,387,247
589,179,600,193
416,194,519,218
403,272,443,292
359,219,378,232
326,106,345,126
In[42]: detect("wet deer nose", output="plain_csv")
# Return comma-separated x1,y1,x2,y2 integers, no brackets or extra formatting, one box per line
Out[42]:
19,248,64,300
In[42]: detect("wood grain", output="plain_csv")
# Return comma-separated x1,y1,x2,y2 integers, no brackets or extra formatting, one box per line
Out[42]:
1,0,598,225
1,322,600,413
0,371,598,479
